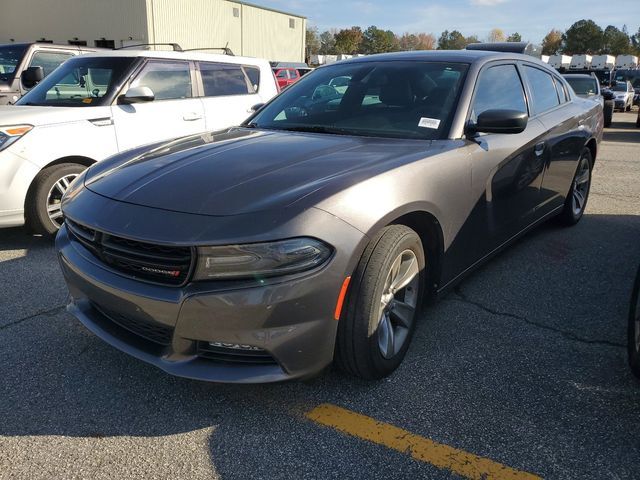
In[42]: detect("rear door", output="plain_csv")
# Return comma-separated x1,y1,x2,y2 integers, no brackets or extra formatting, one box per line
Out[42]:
197,61,260,131
522,64,585,215
111,59,206,151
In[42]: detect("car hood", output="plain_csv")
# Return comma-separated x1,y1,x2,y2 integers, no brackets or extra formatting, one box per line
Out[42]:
0,105,103,126
84,128,436,216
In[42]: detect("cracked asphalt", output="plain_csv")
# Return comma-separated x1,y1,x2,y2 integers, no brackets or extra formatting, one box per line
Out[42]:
1,111,639,479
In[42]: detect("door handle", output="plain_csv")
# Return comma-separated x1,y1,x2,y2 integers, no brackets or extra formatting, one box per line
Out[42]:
183,113,203,121
534,142,545,156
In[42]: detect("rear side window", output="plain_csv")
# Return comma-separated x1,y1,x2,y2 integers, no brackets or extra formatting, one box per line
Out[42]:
199,62,251,96
471,64,527,121
28,51,74,77
554,78,569,103
131,61,192,100
523,65,560,115
243,66,260,93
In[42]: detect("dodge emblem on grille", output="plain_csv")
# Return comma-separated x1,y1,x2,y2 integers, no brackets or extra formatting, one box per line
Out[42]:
141,266,181,277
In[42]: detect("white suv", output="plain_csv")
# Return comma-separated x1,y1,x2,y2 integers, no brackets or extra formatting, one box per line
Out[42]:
0,49,278,234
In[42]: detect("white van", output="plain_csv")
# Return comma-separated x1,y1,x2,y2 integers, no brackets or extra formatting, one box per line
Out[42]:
0,49,278,234
548,55,572,70
569,54,592,70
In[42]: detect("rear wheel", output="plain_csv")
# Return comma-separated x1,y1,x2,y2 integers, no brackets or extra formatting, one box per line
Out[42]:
25,163,86,235
335,225,425,379
558,148,592,226
603,100,614,127
628,266,640,379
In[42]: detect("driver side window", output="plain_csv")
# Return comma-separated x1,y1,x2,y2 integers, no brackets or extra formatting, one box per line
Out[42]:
471,64,527,122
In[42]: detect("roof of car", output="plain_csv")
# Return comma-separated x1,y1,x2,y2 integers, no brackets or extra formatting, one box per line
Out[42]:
334,49,550,68
70,49,270,66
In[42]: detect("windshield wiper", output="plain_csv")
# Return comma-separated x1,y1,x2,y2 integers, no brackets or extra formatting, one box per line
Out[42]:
278,125,354,135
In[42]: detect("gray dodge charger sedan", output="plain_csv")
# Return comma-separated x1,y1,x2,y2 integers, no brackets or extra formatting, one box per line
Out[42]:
56,45,603,383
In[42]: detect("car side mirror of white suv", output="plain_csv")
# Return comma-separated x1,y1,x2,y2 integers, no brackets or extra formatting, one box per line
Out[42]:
119,86,155,104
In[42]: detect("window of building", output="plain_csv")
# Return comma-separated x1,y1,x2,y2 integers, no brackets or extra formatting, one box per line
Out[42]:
94,39,115,49
471,64,527,121
131,61,193,100
28,51,74,77
199,62,251,96
68,40,87,46
289,18,296,29
523,65,560,115
233,7,240,17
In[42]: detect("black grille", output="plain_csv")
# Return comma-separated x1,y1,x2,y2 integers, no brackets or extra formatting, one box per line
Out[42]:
197,342,278,365
66,219,194,286
93,303,174,345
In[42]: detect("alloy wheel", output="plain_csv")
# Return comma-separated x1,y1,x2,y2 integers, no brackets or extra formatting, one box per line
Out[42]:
377,249,420,359
46,174,77,229
571,156,590,217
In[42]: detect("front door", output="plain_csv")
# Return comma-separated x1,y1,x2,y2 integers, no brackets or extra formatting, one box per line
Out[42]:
111,60,205,152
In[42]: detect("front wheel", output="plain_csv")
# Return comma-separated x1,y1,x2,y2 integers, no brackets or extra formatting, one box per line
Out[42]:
603,100,614,128
335,225,425,379
557,148,592,226
25,163,86,235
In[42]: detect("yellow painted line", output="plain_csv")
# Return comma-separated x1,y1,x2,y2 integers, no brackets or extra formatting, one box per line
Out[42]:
305,404,542,480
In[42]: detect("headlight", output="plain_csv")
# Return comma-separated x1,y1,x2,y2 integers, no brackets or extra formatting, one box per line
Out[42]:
194,237,332,281
0,125,33,152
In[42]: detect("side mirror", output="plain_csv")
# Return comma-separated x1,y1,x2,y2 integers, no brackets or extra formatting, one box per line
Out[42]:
119,86,155,104
22,66,45,89
250,103,265,113
468,109,528,135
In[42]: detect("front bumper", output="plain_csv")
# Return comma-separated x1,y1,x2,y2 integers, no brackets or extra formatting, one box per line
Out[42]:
56,191,366,383
0,149,39,228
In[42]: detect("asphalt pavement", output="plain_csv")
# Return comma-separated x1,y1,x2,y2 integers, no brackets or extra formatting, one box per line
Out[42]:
1,110,639,480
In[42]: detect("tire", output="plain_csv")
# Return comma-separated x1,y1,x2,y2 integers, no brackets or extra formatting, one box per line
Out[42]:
628,265,640,379
25,163,86,235
557,148,592,226
335,225,425,379
626,102,631,112
636,114,640,128
603,100,614,128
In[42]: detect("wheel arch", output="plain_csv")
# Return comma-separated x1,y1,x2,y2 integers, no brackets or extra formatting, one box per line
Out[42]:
585,138,597,167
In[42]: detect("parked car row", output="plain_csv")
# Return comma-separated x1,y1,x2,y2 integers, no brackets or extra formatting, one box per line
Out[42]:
52,43,604,382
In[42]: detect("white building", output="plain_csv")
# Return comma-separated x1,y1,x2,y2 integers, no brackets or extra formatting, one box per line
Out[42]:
0,0,306,62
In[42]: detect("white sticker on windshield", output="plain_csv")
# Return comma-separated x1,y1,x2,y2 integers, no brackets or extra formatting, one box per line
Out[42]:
418,117,441,129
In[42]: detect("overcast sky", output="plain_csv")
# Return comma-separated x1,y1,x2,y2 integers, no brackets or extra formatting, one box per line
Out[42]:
256,0,640,43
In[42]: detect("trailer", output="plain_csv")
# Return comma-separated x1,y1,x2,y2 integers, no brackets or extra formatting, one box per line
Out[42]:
616,55,639,69
591,55,615,70
570,55,592,70
541,55,550,63
549,54,572,70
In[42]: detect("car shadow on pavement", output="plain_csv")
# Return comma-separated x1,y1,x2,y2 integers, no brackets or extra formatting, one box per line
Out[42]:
604,116,640,143
0,214,639,478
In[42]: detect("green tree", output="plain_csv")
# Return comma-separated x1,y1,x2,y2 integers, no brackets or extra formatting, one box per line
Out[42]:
437,30,468,50
466,35,481,45
319,30,336,55
507,32,522,42
333,27,363,54
603,25,631,55
542,29,563,55
305,26,320,57
562,19,603,54
362,26,397,54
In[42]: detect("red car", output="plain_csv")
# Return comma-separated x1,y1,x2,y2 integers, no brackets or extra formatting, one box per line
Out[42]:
273,67,300,90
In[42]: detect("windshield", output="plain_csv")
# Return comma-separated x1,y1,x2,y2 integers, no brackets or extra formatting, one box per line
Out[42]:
248,61,469,140
566,77,598,95
16,56,136,107
613,82,628,92
0,44,28,82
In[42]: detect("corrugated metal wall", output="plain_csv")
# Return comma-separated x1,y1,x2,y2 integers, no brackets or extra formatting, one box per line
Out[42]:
240,3,305,62
0,0,148,46
147,0,305,62
0,0,305,62
146,0,243,54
